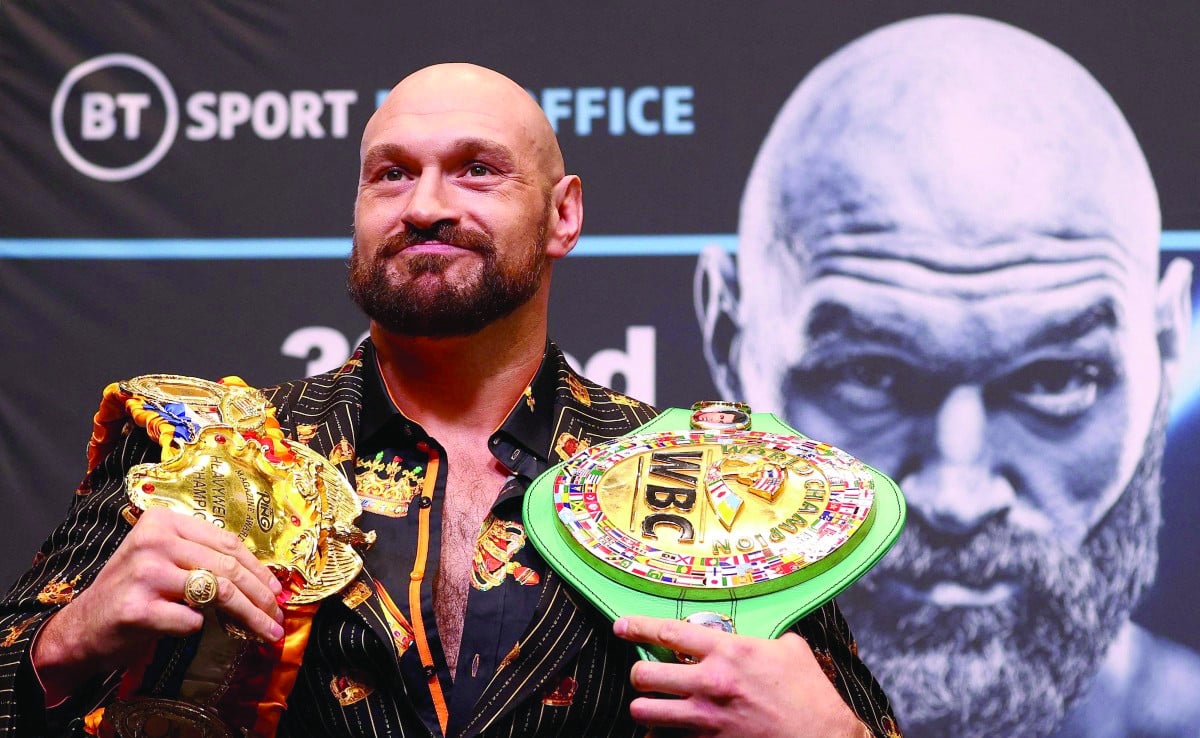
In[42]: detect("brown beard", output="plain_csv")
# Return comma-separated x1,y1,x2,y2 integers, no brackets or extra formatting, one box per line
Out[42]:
838,393,1166,738
347,215,548,338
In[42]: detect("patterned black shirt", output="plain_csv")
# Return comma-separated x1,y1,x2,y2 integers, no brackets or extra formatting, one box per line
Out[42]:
354,341,559,737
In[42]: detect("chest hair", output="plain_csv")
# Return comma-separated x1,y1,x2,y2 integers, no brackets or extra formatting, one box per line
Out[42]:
435,445,509,676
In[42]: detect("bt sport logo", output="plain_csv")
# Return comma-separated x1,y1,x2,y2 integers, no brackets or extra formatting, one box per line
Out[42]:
52,53,358,182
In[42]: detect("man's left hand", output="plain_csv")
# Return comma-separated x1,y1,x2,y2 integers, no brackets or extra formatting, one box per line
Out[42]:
614,615,870,738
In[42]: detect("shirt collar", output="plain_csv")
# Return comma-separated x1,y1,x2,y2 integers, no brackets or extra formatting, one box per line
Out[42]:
492,342,558,469
358,340,419,447
357,339,558,470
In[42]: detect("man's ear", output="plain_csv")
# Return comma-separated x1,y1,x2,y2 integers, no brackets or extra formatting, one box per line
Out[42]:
694,244,744,399
545,175,583,259
1157,257,1193,393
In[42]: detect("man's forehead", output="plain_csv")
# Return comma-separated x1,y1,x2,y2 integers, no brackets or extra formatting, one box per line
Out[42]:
736,225,1154,370
366,93,529,148
775,117,1137,255
363,105,526,151
363,64,555,167
762,226,1147,315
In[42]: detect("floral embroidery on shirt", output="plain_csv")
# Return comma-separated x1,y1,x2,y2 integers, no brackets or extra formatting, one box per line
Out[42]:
566,374,591,406
329,437,355,465
341,579,373,608
295,423,318,445
813,646,838,684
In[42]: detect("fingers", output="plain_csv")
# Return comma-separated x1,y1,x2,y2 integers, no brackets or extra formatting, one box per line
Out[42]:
630,695,717,732
169,512,283,596
624,630,856,737
132,508,285,641
629,660,703,697
144,599,205,637
630,654,753,701
619,616,770,734
614,615,723,660
171,538,283,617
176,566,284,642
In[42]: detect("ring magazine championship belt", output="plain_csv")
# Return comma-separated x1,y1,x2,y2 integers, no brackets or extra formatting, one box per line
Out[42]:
79,375,375,738
524,402,905,662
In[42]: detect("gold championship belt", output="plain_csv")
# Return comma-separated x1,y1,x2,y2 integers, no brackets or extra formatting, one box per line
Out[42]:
83,375,374,738
524,402,905,661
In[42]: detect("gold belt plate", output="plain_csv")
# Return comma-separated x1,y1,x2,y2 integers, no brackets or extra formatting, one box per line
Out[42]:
122,375,371,603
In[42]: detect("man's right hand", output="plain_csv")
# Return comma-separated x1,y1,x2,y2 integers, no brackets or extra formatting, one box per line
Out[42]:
31,507,284,703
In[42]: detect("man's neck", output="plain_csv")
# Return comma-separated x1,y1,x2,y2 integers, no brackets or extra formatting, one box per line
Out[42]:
370,309,547,439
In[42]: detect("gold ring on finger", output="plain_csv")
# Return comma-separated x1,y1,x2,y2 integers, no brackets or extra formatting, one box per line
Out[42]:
183,568,219,609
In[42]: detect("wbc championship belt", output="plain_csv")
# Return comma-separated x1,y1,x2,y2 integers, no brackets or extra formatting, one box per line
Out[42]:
524,402,904,661
79,375,374,738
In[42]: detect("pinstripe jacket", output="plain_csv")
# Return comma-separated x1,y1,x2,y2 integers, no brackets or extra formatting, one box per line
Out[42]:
0,341,900,737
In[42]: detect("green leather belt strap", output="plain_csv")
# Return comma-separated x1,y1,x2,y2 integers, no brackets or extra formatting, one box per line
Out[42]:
524,407,905,660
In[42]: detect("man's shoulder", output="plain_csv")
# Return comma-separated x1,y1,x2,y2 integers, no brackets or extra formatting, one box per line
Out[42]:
260,349,368,418
544,342,660,444
1125,624,1200,727
567,371,657,414
550,350,657,411
1057,622,1200,738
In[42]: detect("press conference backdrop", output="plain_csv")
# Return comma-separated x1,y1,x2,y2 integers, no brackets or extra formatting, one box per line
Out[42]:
2,2,1198,735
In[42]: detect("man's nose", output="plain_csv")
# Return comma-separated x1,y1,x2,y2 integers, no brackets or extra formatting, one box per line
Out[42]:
899,385,1016,537
401,170,455,229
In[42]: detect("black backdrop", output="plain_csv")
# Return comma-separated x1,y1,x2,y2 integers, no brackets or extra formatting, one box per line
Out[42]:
2,1,1198,732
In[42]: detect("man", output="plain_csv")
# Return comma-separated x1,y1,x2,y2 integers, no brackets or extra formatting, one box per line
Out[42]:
696,14,1200,738
0,64,895,737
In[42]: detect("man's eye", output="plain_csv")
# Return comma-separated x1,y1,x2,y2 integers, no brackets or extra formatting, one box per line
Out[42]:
382,168,406,181
1004,359,1108,418
466,164,491,177
840,359,898,392
796,357,909,413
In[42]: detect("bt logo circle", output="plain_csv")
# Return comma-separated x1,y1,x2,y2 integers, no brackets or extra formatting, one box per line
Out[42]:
51,54,178,182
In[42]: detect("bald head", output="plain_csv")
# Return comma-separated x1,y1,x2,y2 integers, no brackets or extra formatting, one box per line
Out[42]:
739,14,1160,284
365,63,565,186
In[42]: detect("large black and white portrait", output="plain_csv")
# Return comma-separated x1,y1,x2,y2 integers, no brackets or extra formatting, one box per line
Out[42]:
697,14,1200,738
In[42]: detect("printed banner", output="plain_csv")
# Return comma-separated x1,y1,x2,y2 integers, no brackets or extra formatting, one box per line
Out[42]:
2,3,1198,737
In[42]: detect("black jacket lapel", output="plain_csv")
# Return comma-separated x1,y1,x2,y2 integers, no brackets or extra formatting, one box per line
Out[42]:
263,347,366,487
262,346,401,660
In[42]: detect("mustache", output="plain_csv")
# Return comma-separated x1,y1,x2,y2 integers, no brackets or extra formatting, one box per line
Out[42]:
873,516,1069,593
377,222,493,257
